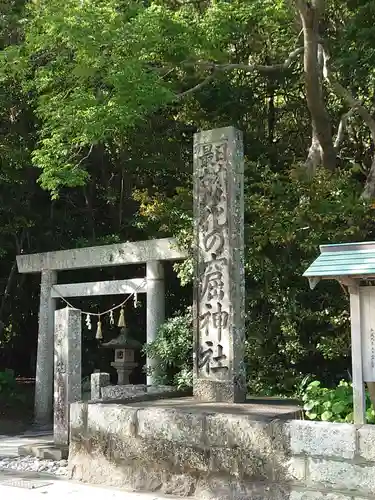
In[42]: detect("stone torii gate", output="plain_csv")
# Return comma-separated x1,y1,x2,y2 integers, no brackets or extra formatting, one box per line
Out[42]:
16,237,186,424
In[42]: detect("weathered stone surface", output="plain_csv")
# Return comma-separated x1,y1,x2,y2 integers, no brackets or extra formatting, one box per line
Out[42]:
193,126,246,403
35,269,57,424
18,443,69,460
137,407,204,446
69,450,197,495
51,278,147,298
308,458,375,495
205,414,289,465
290,420,356,459
86,403,137,438
90,373,110,400
16,237,186,272
209,447,267,479
112,436,210,474
286,457,306,481
206,415,290,480
69,402,294,492
195,478,288,500
101,384,145,400
146,261,165,386
54,307,81,446
205,414,269,449
358,425,375,461
70,402,87,437
171,443,209,473
290,491,352,500
69,434,207,493
272,419,291,454
194,379,242,405
147,385,176,394
68,401,375,499
69,441,288,500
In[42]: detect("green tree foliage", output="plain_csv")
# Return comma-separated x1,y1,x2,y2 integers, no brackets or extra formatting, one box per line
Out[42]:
140,164,373,394
143,308,192,389
2,0,298,193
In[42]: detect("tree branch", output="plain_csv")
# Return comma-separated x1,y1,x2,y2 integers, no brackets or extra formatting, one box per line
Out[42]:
170,46,304,99
320,43,375,199
305,130,322,176
322,52,375,143
334,109,355,151
182,46,304,75
176,71,217,99
76,144,94,168
362,157,375,200
171,46,304,100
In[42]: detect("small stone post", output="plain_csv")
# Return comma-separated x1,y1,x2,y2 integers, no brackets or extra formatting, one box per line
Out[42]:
193,126,245,403
54,307,82,446
35,269,57,425
146,261,165,385
91,372,110,400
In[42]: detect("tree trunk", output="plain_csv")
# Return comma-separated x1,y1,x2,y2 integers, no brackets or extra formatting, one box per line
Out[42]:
305,126,322,175
362,155,375,200
297,0,336,171
320,43,375,199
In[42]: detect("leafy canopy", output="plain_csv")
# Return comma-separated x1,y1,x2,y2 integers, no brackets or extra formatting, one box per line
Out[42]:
1,0,296,195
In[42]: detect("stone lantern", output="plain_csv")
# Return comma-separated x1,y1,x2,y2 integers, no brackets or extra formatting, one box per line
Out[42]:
101,326,142,385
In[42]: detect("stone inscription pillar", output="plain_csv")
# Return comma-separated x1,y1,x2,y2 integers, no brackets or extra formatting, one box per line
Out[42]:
193,126,245,403
35,269,57,425
54,307,82,446
146,261,165,386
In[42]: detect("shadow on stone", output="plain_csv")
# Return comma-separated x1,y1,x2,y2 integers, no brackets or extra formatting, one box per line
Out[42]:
68,399,300,499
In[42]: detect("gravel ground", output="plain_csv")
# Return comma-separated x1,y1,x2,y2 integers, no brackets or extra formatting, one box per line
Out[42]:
0,456,68,476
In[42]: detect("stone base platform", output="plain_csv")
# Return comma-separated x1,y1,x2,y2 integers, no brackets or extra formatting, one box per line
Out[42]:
68,396,303,500
68,395,375,499
19,441,68,460
118,396,302,419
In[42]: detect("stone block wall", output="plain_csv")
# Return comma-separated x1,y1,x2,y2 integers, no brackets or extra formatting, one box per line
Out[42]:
101,384,147,400
290,420,375,500
100,384,177,400
90,372,176,401
68,402,375,500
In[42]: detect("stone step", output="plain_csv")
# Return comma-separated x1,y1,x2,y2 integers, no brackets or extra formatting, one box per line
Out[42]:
18,442,68,461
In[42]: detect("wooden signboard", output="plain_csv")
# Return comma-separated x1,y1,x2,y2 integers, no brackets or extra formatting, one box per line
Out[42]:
360,287,375,383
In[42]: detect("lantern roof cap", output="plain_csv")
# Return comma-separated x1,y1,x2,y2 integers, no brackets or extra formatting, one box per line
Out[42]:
101,327,142,349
